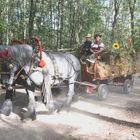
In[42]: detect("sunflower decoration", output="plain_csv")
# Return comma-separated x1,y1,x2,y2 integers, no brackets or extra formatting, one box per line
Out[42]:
112,41,120,50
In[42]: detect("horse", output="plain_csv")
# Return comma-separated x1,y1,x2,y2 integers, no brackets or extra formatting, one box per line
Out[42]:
0,43,81,120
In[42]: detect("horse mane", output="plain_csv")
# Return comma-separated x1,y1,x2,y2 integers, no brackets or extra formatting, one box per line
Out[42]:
9,44,33,66
0,37,46,68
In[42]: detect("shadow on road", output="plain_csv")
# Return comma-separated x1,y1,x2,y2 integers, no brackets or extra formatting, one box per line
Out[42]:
0,118,79,140
70,107,140,129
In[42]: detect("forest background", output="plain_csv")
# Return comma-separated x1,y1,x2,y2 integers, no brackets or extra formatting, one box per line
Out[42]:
0,0,139,53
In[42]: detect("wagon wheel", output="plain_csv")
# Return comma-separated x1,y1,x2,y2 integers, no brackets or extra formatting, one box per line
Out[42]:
97,84,109,100
123,79,133,94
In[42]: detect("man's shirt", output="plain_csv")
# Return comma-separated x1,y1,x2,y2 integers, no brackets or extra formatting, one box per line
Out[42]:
81,41,92,56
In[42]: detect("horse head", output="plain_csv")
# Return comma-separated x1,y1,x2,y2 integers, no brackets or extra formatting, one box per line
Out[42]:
0,44,33,89
0,36,45,89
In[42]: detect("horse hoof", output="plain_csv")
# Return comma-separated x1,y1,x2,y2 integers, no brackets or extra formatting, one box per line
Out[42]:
31,112,36,120
47,105,57,114
48,101,64,114
55,103,64,113
63,103,71,112
0,109,11,116
22,111,36,121
0,100,13,116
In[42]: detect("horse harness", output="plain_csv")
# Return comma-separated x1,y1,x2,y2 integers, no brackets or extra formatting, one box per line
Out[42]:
46,52,79,82
46,52,59,79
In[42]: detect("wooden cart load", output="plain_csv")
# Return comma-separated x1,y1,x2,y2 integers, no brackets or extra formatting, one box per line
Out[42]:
80,43,135,100
94,50,135,80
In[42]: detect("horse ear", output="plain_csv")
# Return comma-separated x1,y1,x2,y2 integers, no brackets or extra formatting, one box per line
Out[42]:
10,39,24,45
38,59,46,68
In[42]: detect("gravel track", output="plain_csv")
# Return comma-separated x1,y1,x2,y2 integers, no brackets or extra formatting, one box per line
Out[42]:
0,74,140,140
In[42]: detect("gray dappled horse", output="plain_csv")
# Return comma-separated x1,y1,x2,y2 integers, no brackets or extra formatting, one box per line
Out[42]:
0,44,81,120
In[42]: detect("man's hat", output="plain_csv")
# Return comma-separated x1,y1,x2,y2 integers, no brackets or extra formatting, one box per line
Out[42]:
94,33,102,39
85,34,92,38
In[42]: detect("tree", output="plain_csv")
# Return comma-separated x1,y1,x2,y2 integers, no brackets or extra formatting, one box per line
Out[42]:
128,0,137,45
28,0,37,37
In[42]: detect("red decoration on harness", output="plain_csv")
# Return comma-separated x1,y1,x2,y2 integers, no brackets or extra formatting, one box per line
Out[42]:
0,49,10,58
0,49,10,63
33,36,46,68
38,59,46,68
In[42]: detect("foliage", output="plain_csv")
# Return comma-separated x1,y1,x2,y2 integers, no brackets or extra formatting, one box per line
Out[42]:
0,0,139,55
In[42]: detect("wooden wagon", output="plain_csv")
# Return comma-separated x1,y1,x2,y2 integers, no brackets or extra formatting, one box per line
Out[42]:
77,50,135,100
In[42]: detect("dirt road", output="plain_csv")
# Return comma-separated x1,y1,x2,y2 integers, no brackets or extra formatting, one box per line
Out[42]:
0,74,140,140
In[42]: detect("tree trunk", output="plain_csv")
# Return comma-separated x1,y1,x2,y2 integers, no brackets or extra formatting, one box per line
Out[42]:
56,0,60,50
28,0,37,37
6,0,9,44
59,0,64,49
128,0,136,45
23,0,27,39
111,0,121,42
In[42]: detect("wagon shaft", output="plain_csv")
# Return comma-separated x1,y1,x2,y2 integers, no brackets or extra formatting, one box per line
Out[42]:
74,81,97,88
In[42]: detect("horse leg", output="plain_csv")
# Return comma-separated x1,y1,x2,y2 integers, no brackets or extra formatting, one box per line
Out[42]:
59,75,76,112
65,82,75,110
8,66,18,89
65,71,81,110
22,90,36,121
0,89,13,116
